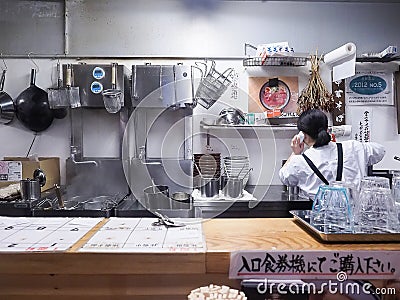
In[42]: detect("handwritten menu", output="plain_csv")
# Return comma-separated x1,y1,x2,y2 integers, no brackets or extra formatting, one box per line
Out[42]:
0,217,102,252
79,217,206,253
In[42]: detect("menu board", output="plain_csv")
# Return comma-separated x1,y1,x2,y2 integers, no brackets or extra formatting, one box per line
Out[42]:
79,217,206,253
0,217,102,252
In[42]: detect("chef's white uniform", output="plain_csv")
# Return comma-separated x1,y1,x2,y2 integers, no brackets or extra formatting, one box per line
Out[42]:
279,140,386,200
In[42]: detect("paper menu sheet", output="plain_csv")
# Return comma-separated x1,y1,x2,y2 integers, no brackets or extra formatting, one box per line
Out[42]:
0,217,102,252
79,217,206,253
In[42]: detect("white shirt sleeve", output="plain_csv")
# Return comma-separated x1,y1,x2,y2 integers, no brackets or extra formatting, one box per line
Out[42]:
363,142,386,165
279,156,301,186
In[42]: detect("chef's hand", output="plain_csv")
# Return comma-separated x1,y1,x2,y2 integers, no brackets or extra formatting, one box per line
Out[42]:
291,134,304,155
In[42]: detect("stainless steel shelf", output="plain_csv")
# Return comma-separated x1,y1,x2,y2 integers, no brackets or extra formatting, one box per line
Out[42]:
356,55,400,63
200,122,297,131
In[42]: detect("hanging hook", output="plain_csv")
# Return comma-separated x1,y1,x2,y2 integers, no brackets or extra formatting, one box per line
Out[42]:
0,53,7,71
28,52,40,73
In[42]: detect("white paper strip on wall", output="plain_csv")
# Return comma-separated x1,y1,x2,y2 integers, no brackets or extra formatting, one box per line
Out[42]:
324,42,356,82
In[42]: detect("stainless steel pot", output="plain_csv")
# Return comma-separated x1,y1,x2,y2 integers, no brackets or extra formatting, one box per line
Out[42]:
222,176,243,198
200,177,219,198
171,192,191,209
143,185,170,209
20,179,41,201
217,108,245,125
0,70,15,124
19,168,47,201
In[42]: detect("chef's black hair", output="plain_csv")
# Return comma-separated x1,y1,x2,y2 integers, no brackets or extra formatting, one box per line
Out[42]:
297,109,331,148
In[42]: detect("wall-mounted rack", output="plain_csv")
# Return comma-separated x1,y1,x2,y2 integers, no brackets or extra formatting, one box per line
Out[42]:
356,56,400,63
243,43,309,67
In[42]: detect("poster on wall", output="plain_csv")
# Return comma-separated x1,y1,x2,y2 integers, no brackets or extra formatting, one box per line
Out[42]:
248,76,299,118
350,107,373,142
345,71,394,106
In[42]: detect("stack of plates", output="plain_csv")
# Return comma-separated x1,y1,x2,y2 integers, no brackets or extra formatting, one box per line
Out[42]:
223,156,250,186
193,153,221,178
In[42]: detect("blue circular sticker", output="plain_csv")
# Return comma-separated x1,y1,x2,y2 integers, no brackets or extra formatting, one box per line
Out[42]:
92,67,105,80
349,75,387,95
90,81,103,94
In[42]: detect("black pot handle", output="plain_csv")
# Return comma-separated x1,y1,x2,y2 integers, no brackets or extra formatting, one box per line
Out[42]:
0,70,6,91
30,68,36,86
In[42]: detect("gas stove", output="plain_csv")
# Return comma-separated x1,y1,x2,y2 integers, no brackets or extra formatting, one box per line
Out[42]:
0,189,56,217
0,188,129,218
31,193,129,218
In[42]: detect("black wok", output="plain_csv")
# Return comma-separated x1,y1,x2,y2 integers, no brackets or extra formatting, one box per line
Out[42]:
0,70,15,124
15,69,54,132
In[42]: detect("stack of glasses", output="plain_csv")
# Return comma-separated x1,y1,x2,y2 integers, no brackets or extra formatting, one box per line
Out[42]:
311,176,400,234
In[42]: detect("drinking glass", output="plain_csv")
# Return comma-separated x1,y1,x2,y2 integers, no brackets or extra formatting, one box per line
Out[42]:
331,181,359,223
358,187,397,233
311,185,353,233
390,171,400,204
360,176,390,190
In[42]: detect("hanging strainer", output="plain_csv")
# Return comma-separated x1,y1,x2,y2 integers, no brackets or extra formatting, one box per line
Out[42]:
48,61,69,108
102,63,123,113
194,62,234,109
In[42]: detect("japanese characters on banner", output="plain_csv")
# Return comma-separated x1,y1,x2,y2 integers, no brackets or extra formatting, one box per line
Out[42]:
345,71,394,106
230,70,239,101
350,107,373,142
230,250,400,280
332,79,346,126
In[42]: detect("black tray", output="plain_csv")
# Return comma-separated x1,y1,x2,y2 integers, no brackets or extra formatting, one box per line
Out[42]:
32,208,114,218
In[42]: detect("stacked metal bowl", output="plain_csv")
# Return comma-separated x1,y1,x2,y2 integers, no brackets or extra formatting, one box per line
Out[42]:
223,156,250,186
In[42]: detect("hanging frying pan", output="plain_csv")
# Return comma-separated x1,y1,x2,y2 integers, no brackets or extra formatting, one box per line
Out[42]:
259,78,291,110
15,69,54,132
0,70,15,124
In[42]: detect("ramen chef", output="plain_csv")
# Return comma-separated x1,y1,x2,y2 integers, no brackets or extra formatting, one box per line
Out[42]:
279,109,386,200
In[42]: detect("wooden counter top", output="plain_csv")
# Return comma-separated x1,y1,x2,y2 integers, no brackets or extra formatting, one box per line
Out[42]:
204,218,400,251
0,217,399,300
203,218,400,274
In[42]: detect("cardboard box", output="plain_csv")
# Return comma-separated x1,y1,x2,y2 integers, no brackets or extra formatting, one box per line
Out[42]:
0,157,60,192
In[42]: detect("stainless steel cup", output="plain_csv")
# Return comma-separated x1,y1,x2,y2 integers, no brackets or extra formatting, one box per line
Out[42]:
20,179,41,201
223,176,243,198
200,177,219,198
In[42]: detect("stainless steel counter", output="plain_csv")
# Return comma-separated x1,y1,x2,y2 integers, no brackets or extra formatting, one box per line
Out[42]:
115,185,312,218
192,185,311,218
